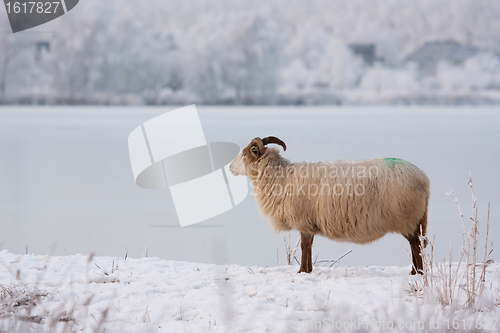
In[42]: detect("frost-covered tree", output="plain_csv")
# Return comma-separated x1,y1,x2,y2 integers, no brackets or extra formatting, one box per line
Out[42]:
0,0,499,104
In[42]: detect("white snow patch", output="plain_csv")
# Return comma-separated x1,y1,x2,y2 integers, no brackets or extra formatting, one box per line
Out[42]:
1,250,499,332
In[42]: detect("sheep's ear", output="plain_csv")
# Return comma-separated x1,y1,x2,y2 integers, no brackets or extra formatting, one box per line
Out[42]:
249,137,265,155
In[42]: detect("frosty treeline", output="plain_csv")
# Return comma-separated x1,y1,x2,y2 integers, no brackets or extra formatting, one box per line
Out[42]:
1,0,500,105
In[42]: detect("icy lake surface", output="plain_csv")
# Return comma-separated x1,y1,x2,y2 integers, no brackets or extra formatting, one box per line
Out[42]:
0,106,498,268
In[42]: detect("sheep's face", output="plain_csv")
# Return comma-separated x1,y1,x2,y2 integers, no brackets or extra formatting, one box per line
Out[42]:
229,141,265,176
230,137,286,176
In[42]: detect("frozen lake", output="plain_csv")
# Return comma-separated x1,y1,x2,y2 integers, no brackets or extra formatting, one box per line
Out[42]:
0,106,498,269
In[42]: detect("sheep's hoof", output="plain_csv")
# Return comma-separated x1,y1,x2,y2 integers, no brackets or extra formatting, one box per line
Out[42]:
298,268,312,274
410,269,424,275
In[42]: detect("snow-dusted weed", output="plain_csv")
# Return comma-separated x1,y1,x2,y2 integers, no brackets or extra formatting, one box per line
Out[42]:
0,252,115,333
399,175,500,333
411,175,496,310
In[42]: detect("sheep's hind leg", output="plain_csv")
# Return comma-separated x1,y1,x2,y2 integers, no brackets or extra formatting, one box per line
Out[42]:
298,233,314,273
406,210,428,275
405,232,424,275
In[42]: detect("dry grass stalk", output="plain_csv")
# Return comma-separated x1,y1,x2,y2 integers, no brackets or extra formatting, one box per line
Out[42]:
284,233,292,265
416,175,493,310
140,306,151,323
174,306,183,321
277,233,300,266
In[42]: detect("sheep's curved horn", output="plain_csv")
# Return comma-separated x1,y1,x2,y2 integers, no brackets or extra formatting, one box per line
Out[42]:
262,136,287,151
250,137,265,154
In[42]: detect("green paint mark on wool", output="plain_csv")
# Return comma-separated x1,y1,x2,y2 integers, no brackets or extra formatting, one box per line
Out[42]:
383,157,414,168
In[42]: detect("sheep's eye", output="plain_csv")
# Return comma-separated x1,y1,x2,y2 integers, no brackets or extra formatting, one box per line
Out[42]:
242,153,246,157
250,146,258,153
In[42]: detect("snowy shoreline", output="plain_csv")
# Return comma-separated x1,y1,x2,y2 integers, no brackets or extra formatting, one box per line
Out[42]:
1,250,499,332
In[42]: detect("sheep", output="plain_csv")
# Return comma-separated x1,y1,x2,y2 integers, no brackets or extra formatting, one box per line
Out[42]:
229,136,430,274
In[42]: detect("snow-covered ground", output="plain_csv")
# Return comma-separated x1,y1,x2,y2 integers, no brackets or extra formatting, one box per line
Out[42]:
1,250,499,332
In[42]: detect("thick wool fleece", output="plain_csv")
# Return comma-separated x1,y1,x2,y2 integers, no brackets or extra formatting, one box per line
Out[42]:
246,148,430,244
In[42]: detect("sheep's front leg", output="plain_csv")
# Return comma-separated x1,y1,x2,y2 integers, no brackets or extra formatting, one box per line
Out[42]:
298,233,314,273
